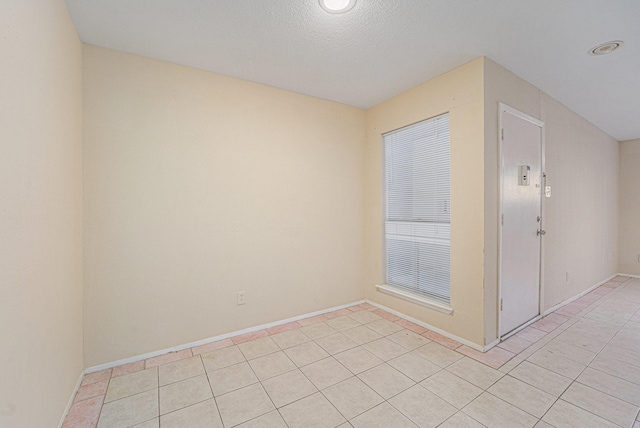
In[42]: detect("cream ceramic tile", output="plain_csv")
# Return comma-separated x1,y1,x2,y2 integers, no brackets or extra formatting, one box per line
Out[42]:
388,385,456,428
455,345,515,369
445,357,503,389
589,354,640,385
145,349,192,369
159,374,212,415
284,341,330,367
216,383,275,427
462,392,537,428
599,344,640,368
207,361,258,396
236,410,287,428
105,367,158,403
387,330,430,350
350,402,418,428
372,309,401,322
131,418,159,428
248,350,296,380
334,346,383,374
561,382,639,427
358,363,414,399
420,370,482,409
542,399,618,428
262,369,317,407
509,361,572,396
487,375,555,418
316,333,358,355
526,349,586,379
323,377,384,419
97,389,158,428
201,345,246,372
388,352,441,382
326,309,354,319
300,357,353,390
300,322,338,340
348,310,382,324
498,355,524,374
159,399,222,428
297,314,329,327
158,355,204,386
326,315,362,331
341,325,383,345
366,319,404,336
515,327,547,343
238,336,280,360
553,330,607,353
541,340,596,365
577,367,640,406
438,412,484,428
411,342,463,368
279,392,345,428
394,319,427,334
364,338,409,361
270,329,310,349
533,421,554,428
497,336,533,354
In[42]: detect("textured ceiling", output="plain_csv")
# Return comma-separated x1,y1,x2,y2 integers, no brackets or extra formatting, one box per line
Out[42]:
64,0,640,140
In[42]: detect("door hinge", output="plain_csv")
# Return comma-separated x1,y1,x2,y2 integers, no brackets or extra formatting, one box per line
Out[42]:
501,214,504,226
501,128,504,141
500,298,504,311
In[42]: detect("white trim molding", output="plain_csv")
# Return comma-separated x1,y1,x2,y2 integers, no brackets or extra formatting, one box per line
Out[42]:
618,273,640,279
375,284,453,315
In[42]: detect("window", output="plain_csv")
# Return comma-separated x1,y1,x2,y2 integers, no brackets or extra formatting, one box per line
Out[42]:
384,113,451,304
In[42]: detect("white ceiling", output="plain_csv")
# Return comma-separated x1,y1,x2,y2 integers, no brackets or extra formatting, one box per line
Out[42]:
64,0,640,141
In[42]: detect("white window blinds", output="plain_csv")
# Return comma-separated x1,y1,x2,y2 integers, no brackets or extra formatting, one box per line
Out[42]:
384,113,451,304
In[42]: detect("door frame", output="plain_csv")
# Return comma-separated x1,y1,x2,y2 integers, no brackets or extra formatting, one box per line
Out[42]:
497,103,546,340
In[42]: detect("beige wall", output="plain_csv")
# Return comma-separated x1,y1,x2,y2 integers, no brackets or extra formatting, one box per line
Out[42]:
364,59,486,346
83,45,366,366
483,59,619,342
0,1,84,427
619,139,640,276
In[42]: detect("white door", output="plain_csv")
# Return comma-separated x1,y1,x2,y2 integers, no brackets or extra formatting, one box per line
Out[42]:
499,104,544,337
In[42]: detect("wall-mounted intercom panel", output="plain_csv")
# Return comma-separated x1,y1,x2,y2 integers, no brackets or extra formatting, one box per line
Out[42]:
518,165,530,186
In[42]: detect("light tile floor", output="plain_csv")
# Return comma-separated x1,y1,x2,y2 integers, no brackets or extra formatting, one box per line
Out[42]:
64,276,640,428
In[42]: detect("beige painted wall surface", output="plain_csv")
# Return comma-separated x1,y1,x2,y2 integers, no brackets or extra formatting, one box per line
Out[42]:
619,139,640,276
0,1,84,427
83,45,366,367
364,59,485,346
483,59,619,342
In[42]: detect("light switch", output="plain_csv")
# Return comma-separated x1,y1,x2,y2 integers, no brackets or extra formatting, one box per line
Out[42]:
545,186,551,197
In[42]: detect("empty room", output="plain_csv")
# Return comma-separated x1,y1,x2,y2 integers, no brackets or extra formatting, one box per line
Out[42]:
2,0,640,427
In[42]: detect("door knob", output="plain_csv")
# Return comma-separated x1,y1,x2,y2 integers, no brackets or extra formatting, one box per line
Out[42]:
537,229,546,236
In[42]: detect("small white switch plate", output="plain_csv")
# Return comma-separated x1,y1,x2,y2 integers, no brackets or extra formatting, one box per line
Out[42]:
545,186,551,198
237,291,246,305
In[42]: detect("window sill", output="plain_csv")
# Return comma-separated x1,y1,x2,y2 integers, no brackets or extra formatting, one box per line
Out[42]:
375,284,454,315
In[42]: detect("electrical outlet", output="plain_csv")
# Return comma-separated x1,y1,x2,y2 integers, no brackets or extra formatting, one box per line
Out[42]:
237,291,246,305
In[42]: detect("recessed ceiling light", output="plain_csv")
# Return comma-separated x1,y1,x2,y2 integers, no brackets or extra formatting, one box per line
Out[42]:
588,40,624,56
319,0,356,14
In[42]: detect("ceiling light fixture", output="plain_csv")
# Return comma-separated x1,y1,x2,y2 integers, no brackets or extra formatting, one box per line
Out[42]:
319,0,356,14
588,40,624,56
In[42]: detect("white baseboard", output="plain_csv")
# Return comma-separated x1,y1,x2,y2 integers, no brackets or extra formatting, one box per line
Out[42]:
85,299,365,374
618,273,640,279
364,300,485,352
58,370,84,428
542,273,618,316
